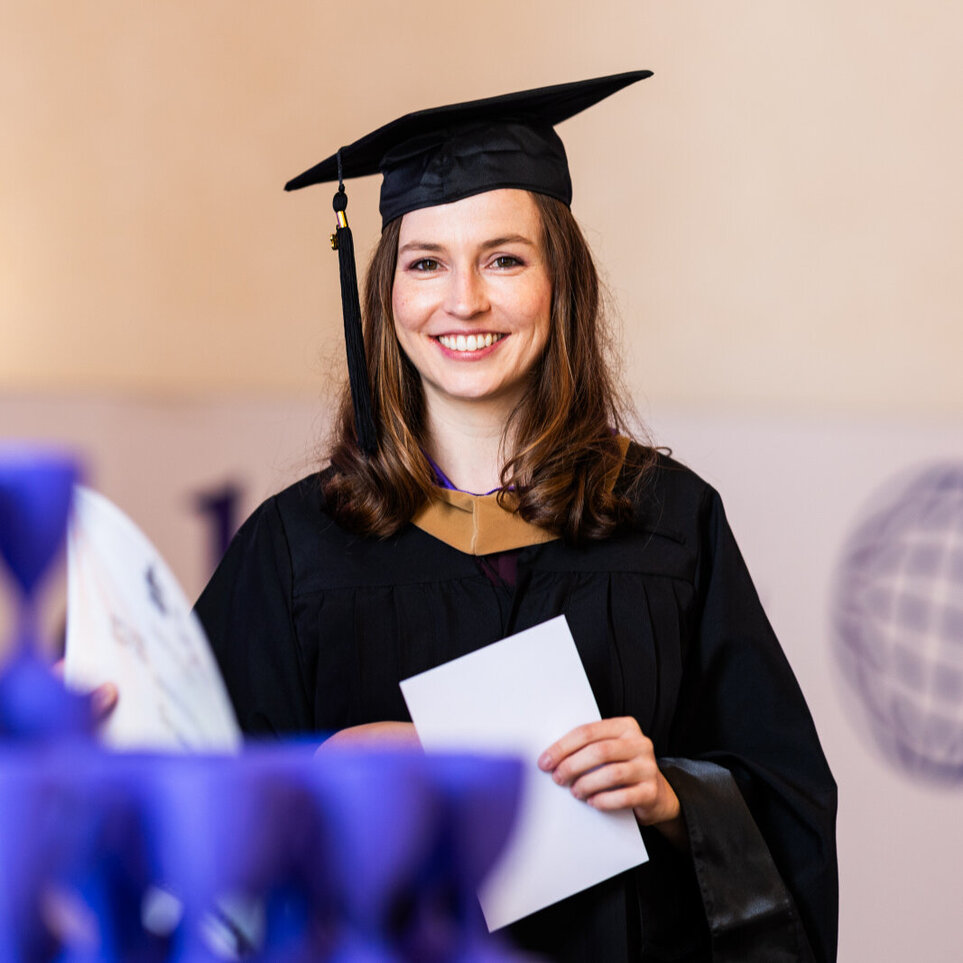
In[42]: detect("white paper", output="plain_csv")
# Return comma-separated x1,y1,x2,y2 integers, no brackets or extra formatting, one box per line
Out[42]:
400,615,648,931
65,485,241,753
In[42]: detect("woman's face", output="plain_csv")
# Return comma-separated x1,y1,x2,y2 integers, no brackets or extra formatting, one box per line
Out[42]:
391,188,552,418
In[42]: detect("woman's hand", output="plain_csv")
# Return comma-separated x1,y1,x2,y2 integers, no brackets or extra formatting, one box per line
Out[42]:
537,716,686,846
317,721,421,752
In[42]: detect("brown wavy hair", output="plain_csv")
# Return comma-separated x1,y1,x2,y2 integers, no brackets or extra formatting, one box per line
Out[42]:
323,192,652,544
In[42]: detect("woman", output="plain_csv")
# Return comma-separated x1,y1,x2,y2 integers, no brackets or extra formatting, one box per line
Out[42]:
196,72,837,962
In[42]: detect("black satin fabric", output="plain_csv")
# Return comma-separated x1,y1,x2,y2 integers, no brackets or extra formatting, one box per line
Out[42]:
194,451,838,962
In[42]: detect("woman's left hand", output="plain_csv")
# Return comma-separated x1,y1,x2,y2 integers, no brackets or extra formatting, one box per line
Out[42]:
537,716,684,842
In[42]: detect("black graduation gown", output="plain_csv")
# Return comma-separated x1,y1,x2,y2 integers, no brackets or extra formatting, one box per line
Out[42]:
194,451,838,963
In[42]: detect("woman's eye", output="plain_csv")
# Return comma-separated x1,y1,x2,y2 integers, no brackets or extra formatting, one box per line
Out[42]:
411,258,440,272
492,255,521,269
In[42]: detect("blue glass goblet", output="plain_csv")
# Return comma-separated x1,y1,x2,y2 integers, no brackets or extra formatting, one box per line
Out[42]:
310,749,439,963
0,445,79,655
427,754,525,963
0,446,90,739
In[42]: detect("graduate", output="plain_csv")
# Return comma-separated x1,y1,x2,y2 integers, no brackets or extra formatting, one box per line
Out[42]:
195,71,838,962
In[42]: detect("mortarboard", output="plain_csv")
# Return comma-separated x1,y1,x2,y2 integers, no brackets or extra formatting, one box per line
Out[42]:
285,70,653,456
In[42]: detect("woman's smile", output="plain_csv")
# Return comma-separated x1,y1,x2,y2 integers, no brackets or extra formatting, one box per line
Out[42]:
434,331,507,355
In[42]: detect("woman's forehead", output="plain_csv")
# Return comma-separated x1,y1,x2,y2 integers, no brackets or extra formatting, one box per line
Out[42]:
396,189,542,247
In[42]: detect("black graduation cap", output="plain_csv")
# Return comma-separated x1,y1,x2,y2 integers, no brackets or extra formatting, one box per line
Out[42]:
286,70,653,456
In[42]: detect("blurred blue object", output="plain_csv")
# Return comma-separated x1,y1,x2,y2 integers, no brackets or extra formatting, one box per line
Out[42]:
0,445,531,960
310,750,436,963
0,648,93,740
0,445,79,605
0,750,62,961
0,740,527,959
0,444,93,741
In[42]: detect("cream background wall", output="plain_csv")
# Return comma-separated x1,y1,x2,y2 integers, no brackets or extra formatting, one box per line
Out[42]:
3,1,961,414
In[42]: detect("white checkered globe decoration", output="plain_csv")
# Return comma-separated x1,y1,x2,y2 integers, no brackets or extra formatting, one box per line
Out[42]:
833,463,963,781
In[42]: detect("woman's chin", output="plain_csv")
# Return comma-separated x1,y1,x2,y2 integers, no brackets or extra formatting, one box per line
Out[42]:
424,380,527,414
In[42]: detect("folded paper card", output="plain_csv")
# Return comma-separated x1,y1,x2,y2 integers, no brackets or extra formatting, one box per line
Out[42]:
400,615,648,930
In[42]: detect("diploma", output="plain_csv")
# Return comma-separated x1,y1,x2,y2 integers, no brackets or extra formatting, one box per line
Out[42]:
65,486,240,753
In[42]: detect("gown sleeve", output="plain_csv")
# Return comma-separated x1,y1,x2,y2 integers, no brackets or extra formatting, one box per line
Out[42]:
194,495,314,736
660,485,838,963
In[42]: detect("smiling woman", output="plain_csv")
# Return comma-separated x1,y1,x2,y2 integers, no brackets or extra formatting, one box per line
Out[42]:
193,72,838,962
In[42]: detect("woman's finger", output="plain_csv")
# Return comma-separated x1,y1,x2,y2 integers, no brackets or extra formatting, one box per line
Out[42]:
550,736,644,787
585,784,652,812
91,682,119,722
576,767,679,827
568,759,643,800
538,717,640,772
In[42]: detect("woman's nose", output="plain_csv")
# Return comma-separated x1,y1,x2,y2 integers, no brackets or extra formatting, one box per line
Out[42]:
444,267,489,319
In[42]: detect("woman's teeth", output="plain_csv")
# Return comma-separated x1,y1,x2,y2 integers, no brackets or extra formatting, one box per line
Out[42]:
437,333,504,352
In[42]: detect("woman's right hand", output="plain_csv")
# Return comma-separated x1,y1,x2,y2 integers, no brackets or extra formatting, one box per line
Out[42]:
316,721,421,753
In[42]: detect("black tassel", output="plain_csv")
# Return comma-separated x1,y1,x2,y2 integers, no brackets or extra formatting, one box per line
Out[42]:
332,177,377,457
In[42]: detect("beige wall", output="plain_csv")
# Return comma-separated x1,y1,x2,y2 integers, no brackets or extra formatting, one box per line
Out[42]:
4,1,961,414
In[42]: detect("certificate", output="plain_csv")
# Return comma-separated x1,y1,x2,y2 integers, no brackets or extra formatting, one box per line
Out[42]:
65,486,240,753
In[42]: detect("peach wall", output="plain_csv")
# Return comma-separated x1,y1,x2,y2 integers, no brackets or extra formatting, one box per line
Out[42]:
3,1,961,414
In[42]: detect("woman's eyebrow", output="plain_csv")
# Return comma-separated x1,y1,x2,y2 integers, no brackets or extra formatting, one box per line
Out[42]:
398,234,536,256
398,241,445,255
480,234,536,250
